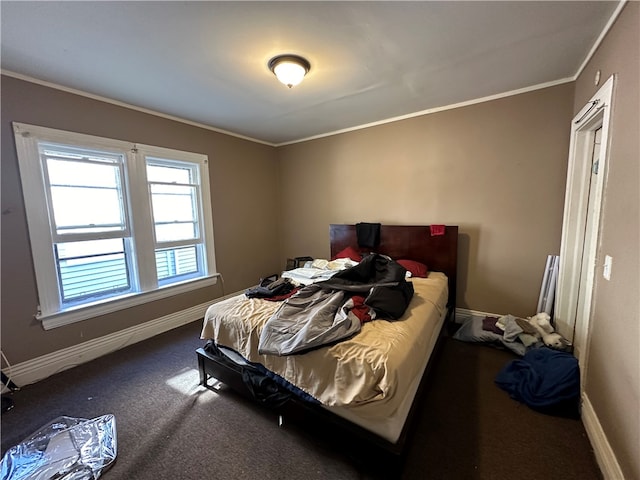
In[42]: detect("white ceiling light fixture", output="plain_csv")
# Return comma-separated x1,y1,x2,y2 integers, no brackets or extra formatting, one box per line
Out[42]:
268,54,311,88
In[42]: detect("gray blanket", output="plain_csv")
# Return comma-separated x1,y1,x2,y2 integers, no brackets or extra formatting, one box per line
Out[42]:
257,284,360,356
258,254,413,356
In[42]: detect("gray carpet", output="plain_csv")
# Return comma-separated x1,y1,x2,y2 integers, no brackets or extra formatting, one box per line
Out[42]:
1,321,602,479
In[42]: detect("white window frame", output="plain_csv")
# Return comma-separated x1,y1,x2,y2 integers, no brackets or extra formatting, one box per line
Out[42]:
42,145,136,304
143,148,211,286
13,122,218,330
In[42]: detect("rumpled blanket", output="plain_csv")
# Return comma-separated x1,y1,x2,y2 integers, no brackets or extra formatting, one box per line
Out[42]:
495,347,580,418
258,253,413,356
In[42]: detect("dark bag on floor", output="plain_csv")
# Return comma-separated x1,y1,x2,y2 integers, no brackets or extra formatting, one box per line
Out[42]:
203,341,291,408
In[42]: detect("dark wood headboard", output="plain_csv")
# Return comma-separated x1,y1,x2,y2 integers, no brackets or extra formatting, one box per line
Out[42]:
330,224,458,311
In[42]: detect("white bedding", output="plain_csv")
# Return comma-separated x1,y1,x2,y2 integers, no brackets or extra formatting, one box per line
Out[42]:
280,257,359,285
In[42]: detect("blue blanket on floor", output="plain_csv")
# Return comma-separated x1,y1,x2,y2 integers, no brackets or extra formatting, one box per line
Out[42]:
495,347,580,417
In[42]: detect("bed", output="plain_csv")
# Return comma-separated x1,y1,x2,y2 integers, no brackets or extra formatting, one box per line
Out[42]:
197,224,458,462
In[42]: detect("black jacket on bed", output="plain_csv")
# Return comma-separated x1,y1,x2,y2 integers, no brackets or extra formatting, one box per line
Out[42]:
355,222,381,249
258,254,413,356
318,253,414,319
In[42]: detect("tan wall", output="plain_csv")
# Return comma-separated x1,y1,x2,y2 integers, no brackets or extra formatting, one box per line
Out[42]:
1,75,281,364
573,3,640,479
2,11,637,474
277,83,575,317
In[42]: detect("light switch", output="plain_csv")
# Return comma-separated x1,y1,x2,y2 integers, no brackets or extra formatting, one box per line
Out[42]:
603,255,612,281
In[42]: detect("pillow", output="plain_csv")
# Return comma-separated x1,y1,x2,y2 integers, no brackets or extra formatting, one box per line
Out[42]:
397,259,428,278
453,317,527,356
332,246,362,262
453,317,503,344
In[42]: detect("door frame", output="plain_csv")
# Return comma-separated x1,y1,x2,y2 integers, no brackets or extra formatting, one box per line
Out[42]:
555,74,615,378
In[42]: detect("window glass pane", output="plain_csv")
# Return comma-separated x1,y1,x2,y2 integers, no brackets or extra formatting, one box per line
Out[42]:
46,158,126,235
146,163,193,184
155,222,197,242
50,186,124,232
150,184,196,223
56,239,130,303
156,246,199,281
47,157,119,188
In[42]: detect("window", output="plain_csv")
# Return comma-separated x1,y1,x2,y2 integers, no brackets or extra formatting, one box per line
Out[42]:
13,123,217,329
146,159,204,285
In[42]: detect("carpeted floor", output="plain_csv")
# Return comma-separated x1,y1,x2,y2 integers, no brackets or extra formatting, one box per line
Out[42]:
0,320,602,479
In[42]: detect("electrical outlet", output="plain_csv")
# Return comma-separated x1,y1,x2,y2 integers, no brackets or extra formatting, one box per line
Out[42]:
603,255,612,281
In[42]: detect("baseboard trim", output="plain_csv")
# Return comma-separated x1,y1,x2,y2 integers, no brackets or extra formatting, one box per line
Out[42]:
455,307,503,323
581,394,623,479
3,290,243,390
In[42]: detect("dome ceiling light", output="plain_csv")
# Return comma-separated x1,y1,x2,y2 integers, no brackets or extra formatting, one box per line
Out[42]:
268,54,311,88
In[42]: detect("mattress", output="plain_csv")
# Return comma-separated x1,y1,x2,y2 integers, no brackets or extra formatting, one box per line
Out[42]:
201,272,449,442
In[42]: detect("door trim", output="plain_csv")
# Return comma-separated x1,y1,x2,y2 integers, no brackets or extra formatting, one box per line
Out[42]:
555,75,615,376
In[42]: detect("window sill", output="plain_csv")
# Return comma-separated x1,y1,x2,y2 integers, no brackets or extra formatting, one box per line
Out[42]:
39,274,219,330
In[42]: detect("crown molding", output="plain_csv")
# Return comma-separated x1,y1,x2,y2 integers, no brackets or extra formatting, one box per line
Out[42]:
573,0,628,80
3,0,627,149
276,77,575,146
1,69,275,147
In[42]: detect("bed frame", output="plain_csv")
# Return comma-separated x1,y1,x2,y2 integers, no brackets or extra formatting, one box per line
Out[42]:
196,224,458,469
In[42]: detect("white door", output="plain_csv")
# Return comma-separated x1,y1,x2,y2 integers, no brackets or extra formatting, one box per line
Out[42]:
555,75,614,385
573,127,601,359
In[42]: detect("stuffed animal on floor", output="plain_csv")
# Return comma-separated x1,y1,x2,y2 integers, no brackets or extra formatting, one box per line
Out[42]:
527,312,573,352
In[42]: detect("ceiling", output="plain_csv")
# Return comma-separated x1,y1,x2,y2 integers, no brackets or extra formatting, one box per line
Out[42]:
1,1,620,146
